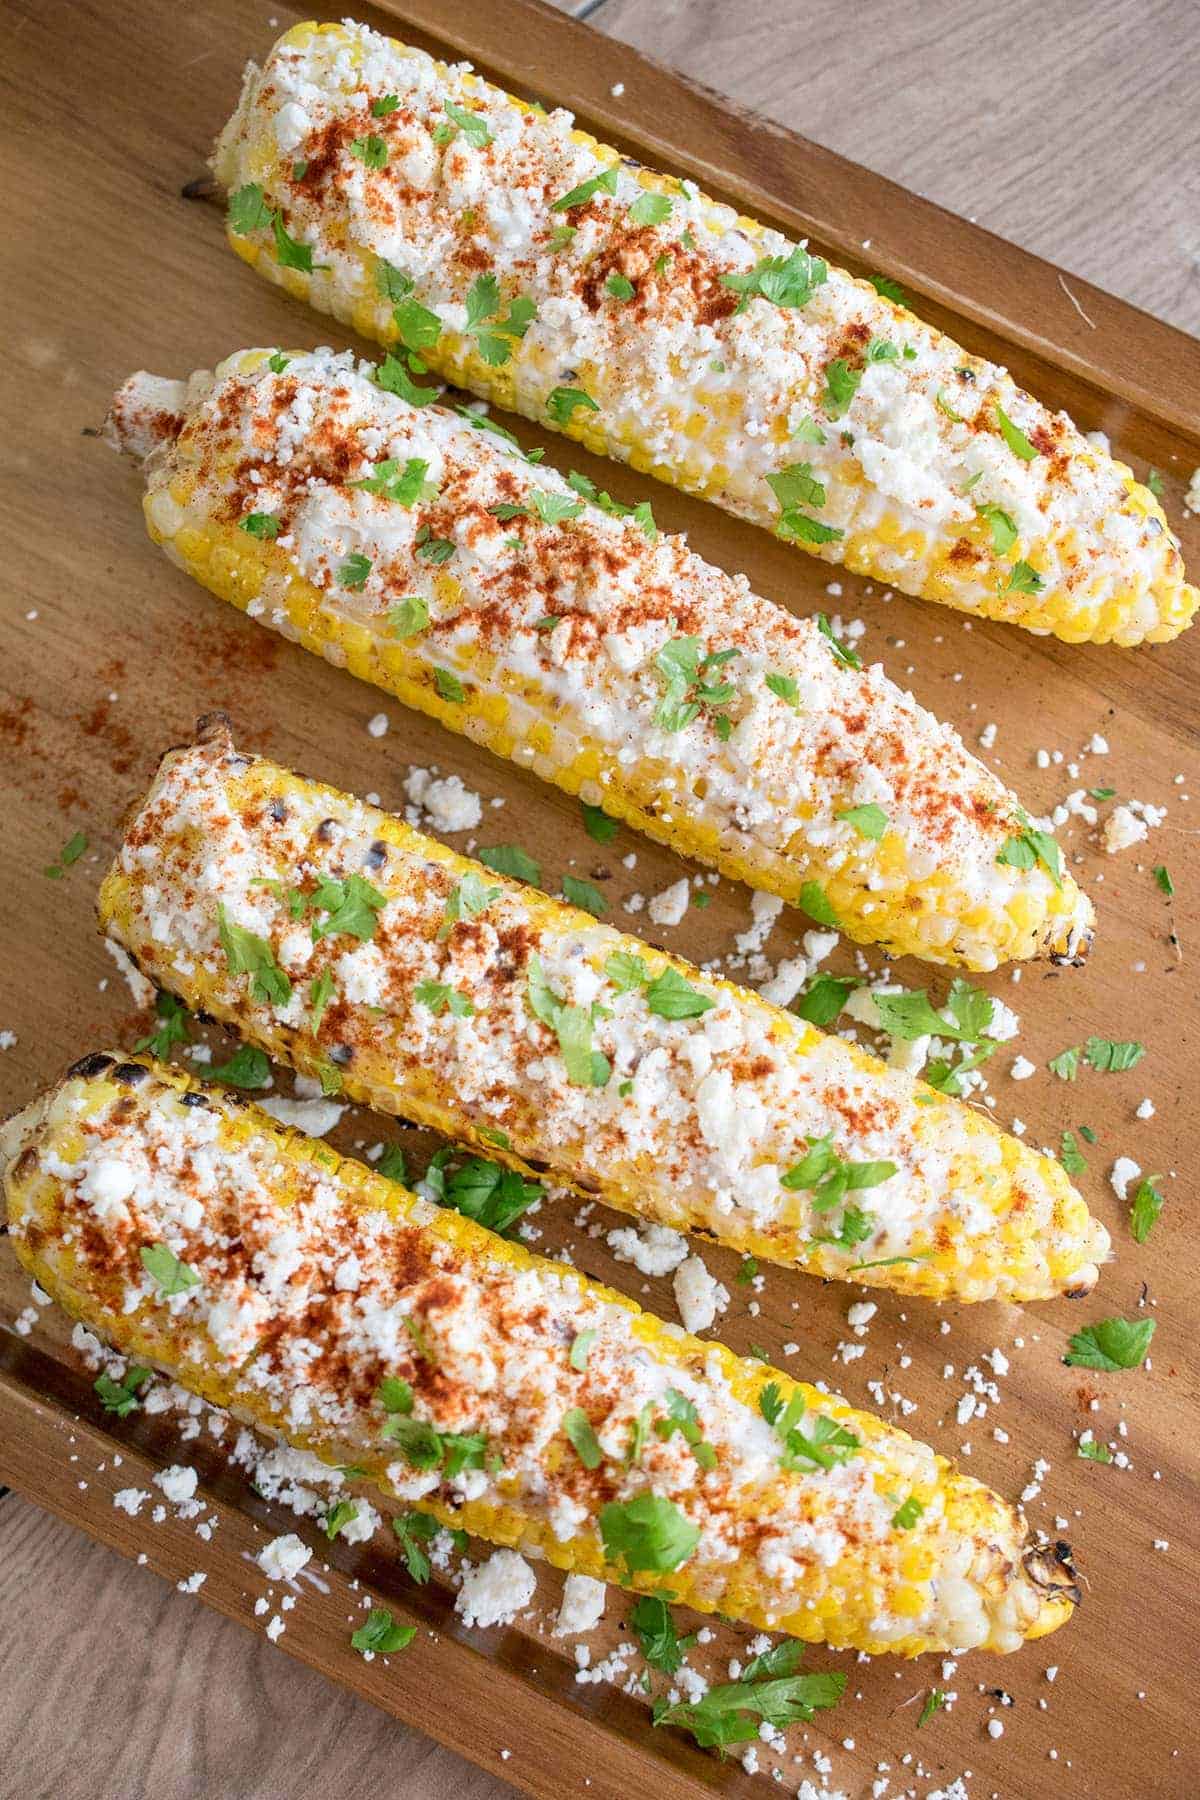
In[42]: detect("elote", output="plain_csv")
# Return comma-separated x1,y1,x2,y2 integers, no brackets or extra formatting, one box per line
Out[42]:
0,1053,1081,1656
211,18,1195,646
108,348,1093,972
96,721,1110,1304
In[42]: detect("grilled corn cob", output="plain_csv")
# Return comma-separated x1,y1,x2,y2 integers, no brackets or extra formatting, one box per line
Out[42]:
0,1053,1080,1656
96,721,1109,1304
108,349,1093,972
211,19,1194,647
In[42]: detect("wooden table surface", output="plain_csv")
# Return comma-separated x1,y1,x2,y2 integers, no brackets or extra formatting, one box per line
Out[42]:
1,2,1196,1797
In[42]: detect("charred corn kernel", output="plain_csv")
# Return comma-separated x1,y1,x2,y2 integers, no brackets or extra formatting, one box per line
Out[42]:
108,350,1093,972
210,19,1194,647
0,1054,1081,1657
96,722,1110,1305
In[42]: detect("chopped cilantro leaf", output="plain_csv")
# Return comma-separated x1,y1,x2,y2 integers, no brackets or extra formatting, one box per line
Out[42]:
478,843,541,885
562,874,608,917
140,1242,200,1296
995,402,1039,460
1064,1316,1155,1371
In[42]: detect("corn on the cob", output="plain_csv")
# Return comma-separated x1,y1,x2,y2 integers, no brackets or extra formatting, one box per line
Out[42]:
96,721,1109,1305
211,19,1194,647
0,1053,1080,1656
108,349,1093,972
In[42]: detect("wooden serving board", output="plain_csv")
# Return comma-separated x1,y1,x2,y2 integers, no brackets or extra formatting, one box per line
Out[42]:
2,1,1197,1795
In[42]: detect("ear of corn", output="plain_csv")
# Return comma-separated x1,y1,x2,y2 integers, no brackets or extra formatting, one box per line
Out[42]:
0,1054,1079,1657
108,349,1093,973
95,722,1109,1305
210,19,1194,647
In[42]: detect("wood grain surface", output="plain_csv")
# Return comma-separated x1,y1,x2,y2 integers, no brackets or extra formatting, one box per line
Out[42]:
1,2,1197,1797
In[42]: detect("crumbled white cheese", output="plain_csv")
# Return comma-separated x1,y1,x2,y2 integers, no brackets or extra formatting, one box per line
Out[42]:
257,1532,312,1582
455,1549,537,1628
113,1488,150,1517
104,937,156,1007
1109,1156,1141,1201
154,1464,198,1505
1010,1055,1037,1081
404,766,483,834
606,1221,689,1276
672,1254,730,1334
366,712,389,738
735,891,783,956
554,1573,607,1636
1135,1097,1155,1119
757,956,809,1008
1103,804,1147,854
1186,467,1200,513
647,878,691,927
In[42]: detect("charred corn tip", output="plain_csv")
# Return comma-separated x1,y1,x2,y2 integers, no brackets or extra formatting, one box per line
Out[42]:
95,723,1110,1306
209,18,1194,646
2,1052,1075,1657
110,349,1096,975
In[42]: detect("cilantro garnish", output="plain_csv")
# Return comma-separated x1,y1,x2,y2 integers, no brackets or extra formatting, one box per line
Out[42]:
599,1494,699,1574
628,191,673,226
581,802,618,844
547,386,599,426
995,402,1039,461
438,872,501,941
526,955,610,1086
1064,1316,1155,1371
389,595,430,638
652,1638,844,1750
653,636,738,736
996,821,1062,886
207,1044,270,1089
440,99,492,149
1130,1175,1164,1243
413,979,474,1018
797,881,840,929
562,1407,604,1469
94,1365,152,1418
815,612,860,668
140,1242,200,1296
720,245,827,311
630,1595,695,1674
217,905,292,1006
393,1510,440,1583
838,803,888,840
562,874,608,917
351,456,438,506
433,666,465,703
478,843,541,885
551,167,619,211
133,990,191,1060
348,134,388,170
822,358,862,418
350,1608,416,1656
917,1688,947,1728
794,974,855,1026
239,511,280,540
309,873,386,943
